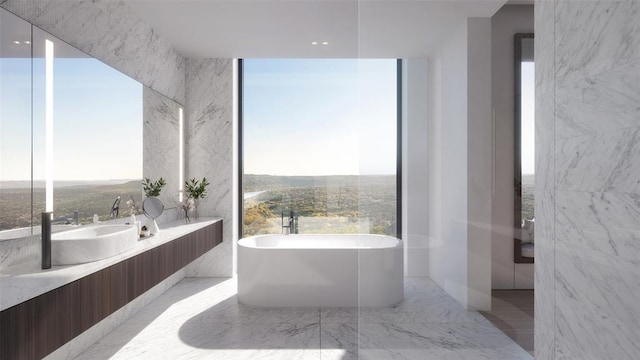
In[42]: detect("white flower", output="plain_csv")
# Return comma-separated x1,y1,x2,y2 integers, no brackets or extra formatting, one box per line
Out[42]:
178,198,195,212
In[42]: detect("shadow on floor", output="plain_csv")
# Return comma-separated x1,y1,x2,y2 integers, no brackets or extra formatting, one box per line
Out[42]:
177,294,321,350
78,278,232,359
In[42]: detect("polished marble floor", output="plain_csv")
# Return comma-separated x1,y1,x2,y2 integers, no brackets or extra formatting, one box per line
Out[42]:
75,277,532,360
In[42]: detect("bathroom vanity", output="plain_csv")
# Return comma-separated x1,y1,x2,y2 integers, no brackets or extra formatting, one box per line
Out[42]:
0,218,222,360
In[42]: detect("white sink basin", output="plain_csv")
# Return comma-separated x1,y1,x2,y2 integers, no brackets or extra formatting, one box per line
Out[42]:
52,225,138,265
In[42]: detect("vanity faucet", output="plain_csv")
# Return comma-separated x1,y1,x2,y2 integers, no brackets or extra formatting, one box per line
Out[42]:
110,196,121,218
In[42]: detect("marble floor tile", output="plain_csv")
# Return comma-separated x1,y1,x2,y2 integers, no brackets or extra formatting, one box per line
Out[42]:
322,322,532,360
76,320,320,360
321,305,485,324
75,277,531,360
321,278,487,324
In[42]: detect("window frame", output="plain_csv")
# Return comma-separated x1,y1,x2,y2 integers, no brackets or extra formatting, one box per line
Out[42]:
237,58,403,239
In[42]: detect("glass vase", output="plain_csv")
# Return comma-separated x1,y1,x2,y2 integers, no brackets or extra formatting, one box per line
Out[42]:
192,199,199,221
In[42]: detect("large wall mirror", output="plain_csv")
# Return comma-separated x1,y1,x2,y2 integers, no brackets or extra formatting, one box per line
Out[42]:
514,33,534,264
0,7,183,253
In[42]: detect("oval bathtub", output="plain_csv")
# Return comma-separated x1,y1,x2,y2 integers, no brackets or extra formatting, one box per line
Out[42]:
238,234,403,307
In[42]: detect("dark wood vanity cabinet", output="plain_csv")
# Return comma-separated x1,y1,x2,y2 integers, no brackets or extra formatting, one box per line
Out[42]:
0,221,222,360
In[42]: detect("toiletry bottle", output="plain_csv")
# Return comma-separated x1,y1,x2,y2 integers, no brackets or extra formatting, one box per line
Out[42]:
93,214,99,223
130,214,136,226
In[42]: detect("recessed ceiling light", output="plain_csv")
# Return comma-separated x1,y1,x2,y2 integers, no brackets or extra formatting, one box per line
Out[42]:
24,41,31,45
13,41,20,45
322,41,329,45
311,41,318,45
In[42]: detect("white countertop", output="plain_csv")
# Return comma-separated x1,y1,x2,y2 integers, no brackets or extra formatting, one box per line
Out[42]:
0,218,222,311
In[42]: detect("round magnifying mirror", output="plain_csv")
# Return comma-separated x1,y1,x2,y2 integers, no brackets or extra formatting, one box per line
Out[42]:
142,197,164,235
143,197,164,219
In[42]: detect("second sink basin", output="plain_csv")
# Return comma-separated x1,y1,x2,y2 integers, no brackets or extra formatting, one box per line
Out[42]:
52,225,138,265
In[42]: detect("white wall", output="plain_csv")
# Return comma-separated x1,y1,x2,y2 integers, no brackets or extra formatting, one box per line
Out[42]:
402,58,430,277
429,20,469,307
466,17,493,310
491,5,534,290
429,18,492,311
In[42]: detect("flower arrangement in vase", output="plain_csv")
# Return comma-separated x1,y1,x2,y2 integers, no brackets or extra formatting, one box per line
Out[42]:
142,177,166,198
184,177,210,221
179,198,195,223
126,195,141,215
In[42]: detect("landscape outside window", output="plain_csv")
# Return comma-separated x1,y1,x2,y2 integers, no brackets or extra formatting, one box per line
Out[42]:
242,59,398,237
521,61,534,222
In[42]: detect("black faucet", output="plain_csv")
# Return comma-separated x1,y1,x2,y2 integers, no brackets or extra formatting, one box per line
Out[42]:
110,196,121,218
281,210,298,235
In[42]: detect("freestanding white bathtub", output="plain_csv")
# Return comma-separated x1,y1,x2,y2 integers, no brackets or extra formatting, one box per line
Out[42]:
238,234,403,307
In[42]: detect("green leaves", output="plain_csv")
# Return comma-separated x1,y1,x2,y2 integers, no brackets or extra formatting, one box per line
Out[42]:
185,177,210,200
142,177,166,197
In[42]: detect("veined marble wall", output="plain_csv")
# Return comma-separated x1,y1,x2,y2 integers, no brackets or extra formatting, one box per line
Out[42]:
143,87,182,208
535,0,640,359
0,0,186,104
184,59,234,277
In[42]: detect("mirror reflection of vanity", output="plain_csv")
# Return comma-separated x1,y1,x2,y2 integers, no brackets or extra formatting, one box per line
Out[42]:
514,33,534,264
0,7,183,270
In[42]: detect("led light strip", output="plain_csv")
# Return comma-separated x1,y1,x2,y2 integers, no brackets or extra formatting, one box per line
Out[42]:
45,39,54,212
178,107,184,202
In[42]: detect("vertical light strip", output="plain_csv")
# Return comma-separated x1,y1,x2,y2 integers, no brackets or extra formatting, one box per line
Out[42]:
232,58,239,275
178,107,184,202
45,39,54,212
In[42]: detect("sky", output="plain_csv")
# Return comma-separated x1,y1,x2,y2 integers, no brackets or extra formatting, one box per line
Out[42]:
521,62,535,175
1,43,142,182
243,58,397,176
2,55,531,181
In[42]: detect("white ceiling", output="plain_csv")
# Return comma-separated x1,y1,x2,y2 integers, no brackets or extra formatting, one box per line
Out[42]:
124,0,508,59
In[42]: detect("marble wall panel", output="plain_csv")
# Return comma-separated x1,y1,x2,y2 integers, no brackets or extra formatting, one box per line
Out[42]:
535,0,555,94
536,0,640,359
555,59,640,139
535,90,556,195
184,59,234,277
554,248,640,359
555,127,640,193
534,1,555,358
554,0,640,86
533,237,554,359
555,190,640,263
143,87,183,208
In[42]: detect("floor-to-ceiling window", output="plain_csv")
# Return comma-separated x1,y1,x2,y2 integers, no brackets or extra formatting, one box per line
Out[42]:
239,59,400,238
520,60,535,224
